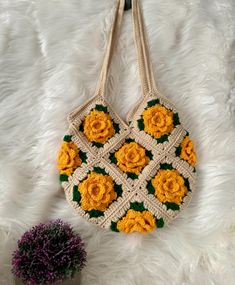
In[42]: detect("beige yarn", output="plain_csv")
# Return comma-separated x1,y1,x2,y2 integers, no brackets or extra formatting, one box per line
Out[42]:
60,0,197,230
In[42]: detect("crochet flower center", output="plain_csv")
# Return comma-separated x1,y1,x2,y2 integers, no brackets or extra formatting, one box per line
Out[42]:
78,172,117,211
152,112,165,126
91,120,105,132
115,142,150,175
83,110,115,144
152,169,188,205
142,104,174,139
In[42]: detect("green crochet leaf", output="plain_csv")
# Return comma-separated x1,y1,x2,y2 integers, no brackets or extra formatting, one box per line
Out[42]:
113,122,120,134
173,113,180,126
79,122,84,132
109,152,117,164
92,141,104,148
160,163,173,170
184,177,191,191
93,167,107,175
63,135,72,142
147,99,160,107
95,104,108,113
127,172,138,180
59,174,69,182
73,185,81,203
175,145,182,157
156,134,169,143
79,150,87,163
146,150,153,160
125,138,135,143
164,202,180,211
88,210,104,218
130,202,145,212
137,118,144,131
156,218,164,228
114,183,123,197
147,180,155,195
110,221,119,232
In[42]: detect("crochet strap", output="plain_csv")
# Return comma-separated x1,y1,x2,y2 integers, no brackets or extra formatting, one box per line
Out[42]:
132,0,157,96
96,0,125,97
96,0,157,98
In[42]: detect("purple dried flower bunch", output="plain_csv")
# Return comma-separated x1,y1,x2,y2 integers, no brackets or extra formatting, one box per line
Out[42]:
12,219,87,285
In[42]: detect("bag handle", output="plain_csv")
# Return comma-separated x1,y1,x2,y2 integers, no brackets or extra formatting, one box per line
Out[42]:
96,0,157,99
132,0,157,96
95,0,125,98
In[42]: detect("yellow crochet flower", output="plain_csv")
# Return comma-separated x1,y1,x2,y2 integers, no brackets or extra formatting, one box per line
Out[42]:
142,104,174,138
152,169,188,205
57,141,82,176
83,109,115,144
180,136,197,166
79,172,117,211
115,142,150,175
117,209,156,234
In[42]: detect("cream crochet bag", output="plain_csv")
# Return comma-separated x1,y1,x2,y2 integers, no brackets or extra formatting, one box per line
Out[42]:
57,0,197,234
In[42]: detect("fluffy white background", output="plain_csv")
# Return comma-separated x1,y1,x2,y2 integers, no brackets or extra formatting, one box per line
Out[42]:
0,0,235,284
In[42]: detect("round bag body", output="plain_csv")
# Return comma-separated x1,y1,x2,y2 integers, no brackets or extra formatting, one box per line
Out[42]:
57,0,197,234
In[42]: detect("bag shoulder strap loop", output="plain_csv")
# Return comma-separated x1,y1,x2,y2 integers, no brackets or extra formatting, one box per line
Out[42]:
96,0,157,99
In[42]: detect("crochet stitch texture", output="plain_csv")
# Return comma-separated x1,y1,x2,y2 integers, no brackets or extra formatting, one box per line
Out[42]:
57,0,197,234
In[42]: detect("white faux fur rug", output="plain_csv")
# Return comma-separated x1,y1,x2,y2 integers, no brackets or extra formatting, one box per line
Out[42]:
1,0,235,284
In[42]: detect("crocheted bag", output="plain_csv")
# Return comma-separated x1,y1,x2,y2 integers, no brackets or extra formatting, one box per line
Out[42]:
57,0,197,234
